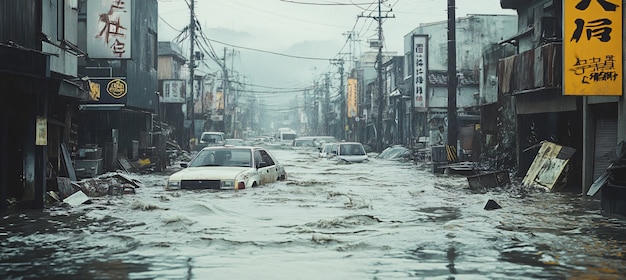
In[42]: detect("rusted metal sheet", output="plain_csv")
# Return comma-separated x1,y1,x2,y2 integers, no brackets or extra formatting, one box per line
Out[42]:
522,141,576,191
497,42,562,95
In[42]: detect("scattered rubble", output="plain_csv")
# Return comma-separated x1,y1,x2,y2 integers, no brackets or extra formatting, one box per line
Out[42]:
48,139,193,207
521,141,576,191
49,171,145,207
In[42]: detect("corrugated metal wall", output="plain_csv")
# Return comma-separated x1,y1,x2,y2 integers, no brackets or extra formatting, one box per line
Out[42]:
593,118,618,180
0,1,40,49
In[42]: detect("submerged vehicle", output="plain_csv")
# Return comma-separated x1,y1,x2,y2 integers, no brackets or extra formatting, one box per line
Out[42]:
165,146,287,190
328,142,368,163
198,131,225,150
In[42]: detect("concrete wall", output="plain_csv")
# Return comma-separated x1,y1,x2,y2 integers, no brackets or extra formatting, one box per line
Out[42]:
405,14,518,71
42,0,79,77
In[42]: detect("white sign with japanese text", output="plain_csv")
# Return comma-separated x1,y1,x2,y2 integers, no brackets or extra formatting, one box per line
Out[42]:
413,35,428,108
161,80,186,103
87,0,132,59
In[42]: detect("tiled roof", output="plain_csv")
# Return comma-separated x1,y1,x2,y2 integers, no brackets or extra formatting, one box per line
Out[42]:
158,41,186,61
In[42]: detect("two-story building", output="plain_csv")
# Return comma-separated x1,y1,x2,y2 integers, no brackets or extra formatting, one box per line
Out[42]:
350,51,396,149
496,0,625,197
157,41,187,150
403,14,518,160
76,0,161,172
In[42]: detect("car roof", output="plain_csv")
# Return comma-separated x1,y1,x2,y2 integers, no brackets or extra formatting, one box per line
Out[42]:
200,145,261,151
295,135,337,140
338,142,363,145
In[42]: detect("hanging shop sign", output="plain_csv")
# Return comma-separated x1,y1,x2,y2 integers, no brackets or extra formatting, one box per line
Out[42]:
87,0,132,59
413,34,428,107
86,78,128,104
564,0,622,96
347,78,358,118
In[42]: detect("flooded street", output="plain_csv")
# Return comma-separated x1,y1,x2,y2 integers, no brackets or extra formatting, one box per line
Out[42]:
2,146,626,279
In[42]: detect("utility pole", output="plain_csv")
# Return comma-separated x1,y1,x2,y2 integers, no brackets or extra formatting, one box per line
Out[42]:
188,0,196,144
339,60,345,140
359,0,393,151
342,31,358,72
223,48,233,138
374,0,394,152
332,58,345,140
447,0,458,162
324,73,330,135
313,80,316,134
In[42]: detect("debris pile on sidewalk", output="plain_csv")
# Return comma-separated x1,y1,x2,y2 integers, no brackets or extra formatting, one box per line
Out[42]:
48,172,144,207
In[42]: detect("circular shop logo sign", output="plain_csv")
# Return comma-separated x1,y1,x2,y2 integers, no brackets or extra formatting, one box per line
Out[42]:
107,79,128,99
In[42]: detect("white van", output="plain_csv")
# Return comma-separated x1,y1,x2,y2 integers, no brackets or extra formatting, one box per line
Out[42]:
198,132,225,150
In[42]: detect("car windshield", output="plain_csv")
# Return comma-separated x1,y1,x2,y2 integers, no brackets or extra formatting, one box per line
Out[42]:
294,139,316,147
201,133,223,143
340,144,365,156
189,148,252,167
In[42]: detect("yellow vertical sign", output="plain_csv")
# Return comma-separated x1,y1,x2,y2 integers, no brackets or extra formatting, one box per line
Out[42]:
564,0,622,96
35,117,47,146
216,91,224,110
347,78,358,118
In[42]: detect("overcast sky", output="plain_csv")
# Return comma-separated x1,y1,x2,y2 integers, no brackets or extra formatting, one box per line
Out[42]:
157,0,517,108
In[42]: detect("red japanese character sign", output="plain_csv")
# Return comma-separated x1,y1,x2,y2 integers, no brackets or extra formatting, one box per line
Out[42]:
87,0,132,59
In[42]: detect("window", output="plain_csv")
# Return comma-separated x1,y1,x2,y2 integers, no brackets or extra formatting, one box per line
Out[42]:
257,150,275,167
57,0,65,41
541,16,561,41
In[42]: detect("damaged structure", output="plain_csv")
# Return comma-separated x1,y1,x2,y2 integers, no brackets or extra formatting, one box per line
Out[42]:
489,0,626,216
0,0,168,209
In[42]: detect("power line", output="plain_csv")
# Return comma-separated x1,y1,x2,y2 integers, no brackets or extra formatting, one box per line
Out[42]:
279,0,377,6
206,38,332,61
158,15,183,32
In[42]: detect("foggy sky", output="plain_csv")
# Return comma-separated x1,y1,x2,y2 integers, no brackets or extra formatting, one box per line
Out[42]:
157,0,516,109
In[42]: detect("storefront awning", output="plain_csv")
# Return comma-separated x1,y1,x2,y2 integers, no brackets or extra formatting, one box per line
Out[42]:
78,104,125,111
58,79,90,100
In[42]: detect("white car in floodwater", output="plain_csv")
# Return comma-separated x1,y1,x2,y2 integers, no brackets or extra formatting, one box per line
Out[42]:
165,146,287,190
328,142,368,163
319,142,335,158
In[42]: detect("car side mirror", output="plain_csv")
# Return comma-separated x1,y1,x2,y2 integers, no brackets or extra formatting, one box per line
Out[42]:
180,162,188,168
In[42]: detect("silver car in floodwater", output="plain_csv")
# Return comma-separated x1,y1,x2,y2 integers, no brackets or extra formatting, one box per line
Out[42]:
328,142,368,163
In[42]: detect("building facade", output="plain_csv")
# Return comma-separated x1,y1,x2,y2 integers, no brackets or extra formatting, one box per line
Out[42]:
157,41,187,149
498,0,625,194
77,0,161,172
404,14,518,159
0,0,91,209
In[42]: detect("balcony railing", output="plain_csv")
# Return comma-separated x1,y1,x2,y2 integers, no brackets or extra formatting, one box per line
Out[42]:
498,42,562,95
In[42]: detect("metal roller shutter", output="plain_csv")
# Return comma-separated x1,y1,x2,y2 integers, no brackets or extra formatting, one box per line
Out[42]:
593,118,618,180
